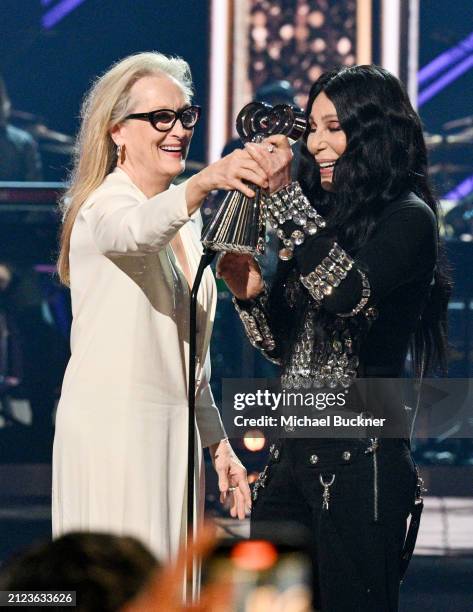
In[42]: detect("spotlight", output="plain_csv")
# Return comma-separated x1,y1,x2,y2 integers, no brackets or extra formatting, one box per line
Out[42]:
243,429,266,451
247,471,260,484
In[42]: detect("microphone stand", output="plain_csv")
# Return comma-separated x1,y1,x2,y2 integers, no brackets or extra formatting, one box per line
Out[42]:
187,246,216,599
186,181,264,601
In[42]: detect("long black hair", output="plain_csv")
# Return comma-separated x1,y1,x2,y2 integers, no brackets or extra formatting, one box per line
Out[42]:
297,65,451,375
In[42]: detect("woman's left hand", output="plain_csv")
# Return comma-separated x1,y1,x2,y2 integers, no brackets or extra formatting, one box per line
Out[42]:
244,134,293,193
210,439,251,520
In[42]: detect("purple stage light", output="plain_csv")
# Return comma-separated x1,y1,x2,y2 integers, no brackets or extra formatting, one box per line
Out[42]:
42,0,87,29
418,54,473,107
34,264,57,274
444,175,473,201
418,32,473,86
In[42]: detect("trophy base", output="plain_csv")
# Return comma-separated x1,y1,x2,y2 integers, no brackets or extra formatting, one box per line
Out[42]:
202,239,265,256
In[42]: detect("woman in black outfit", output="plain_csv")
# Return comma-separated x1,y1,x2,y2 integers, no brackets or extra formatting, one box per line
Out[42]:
218,65,450,612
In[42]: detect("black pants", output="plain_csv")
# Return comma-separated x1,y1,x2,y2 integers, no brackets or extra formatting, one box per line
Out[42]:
251,438,417,612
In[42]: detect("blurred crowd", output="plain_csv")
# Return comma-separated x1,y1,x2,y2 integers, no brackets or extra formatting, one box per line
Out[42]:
0,525,312,612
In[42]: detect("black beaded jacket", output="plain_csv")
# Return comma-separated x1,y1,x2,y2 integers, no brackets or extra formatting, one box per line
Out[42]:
234,189,437,387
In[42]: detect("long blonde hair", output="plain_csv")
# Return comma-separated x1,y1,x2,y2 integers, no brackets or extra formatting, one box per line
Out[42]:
57,52,193,285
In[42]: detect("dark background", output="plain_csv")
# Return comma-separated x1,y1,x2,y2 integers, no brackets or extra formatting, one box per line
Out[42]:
418,0,473,132
418,0,473,199
0,0,210,177
1,0,471,190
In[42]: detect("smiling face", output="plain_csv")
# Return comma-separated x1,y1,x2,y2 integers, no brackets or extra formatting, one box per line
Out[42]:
111,73,193,196
307,91,347,191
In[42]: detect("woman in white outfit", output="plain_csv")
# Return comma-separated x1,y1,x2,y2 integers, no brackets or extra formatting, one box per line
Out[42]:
52,52,289,561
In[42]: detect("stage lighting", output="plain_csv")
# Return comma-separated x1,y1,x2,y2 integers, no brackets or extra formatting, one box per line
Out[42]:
243,430,266,452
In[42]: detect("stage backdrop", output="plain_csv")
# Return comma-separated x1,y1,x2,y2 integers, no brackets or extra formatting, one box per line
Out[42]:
0,0,211,178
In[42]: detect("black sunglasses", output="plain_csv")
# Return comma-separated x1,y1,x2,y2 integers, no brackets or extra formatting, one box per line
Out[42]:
124,105,201,132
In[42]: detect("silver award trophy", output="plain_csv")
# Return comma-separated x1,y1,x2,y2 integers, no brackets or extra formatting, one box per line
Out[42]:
201,101,307,255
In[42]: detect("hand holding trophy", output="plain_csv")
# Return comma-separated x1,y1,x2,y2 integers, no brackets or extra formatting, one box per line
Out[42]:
201,102,307,255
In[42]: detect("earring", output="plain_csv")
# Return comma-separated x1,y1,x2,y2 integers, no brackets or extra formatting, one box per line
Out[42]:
116,144,125,164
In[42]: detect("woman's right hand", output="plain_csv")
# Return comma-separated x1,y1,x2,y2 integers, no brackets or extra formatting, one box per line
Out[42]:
185,148,269,215
216,252,264,301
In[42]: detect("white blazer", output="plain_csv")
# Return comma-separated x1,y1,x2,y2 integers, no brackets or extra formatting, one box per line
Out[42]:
52,167,226,561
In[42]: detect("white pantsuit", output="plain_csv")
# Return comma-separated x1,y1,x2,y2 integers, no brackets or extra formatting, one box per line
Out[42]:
52,167,225,561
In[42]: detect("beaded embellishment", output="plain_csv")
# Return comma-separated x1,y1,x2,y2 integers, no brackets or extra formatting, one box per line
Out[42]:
280,303,362,390
265,182,326,261
232,288,282,365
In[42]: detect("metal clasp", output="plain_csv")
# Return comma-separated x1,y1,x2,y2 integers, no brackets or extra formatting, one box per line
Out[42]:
415,473,427,504
364,437,379,454
319,473,336,510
